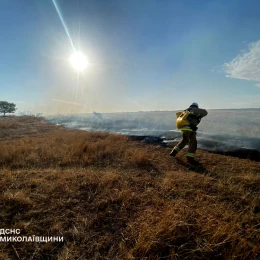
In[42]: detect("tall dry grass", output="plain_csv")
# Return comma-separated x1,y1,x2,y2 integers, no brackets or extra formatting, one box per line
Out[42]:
0,130,152,169
0,168,259,259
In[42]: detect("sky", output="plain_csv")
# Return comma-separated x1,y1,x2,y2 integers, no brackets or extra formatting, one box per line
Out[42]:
0,0,260,114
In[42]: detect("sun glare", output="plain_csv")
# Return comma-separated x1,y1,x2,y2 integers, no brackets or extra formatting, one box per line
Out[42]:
69,51,88,72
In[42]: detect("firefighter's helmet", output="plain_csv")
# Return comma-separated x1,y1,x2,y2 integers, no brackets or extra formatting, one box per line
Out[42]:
190,102,199,108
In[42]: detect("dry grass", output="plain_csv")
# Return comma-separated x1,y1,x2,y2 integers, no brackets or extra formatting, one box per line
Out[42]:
0,128,152,169
0,116,259,259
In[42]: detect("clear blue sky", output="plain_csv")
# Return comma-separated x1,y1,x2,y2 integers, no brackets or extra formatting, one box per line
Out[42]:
1,0,260,114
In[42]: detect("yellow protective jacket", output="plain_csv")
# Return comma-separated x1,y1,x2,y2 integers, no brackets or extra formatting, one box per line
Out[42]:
176,107,208,131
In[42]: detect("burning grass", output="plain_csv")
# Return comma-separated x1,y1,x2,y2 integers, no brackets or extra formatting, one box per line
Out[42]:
0,116,259,259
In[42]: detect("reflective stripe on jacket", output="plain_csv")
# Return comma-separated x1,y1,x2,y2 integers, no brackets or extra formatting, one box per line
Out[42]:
180,127,193,131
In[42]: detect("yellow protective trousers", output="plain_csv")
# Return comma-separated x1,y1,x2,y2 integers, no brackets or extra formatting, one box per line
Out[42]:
173,130,197,157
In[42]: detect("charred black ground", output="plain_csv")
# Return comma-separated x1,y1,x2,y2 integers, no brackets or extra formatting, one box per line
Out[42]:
129,135,260,162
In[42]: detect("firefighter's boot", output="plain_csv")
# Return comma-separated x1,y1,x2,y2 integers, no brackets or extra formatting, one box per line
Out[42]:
170,149,178,157
187,156,200,165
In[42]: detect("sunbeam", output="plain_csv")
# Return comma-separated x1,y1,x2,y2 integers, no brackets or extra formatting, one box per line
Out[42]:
52,0,75,51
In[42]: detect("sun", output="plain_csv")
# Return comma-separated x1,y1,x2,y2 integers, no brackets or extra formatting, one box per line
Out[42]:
69,51,88,72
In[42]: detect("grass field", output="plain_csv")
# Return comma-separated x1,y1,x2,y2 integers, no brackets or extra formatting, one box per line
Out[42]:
0,116,259,259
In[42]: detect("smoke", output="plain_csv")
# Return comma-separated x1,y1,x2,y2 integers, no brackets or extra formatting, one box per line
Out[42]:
196,132,260,151
52,99,83,106
46,109,260,154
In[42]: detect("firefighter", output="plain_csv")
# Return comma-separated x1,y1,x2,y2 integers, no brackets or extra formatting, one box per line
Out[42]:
170,102,208,164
